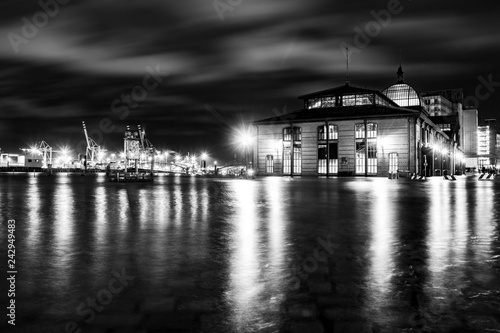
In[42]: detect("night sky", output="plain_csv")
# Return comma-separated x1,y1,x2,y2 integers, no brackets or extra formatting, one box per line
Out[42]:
0,0,499,162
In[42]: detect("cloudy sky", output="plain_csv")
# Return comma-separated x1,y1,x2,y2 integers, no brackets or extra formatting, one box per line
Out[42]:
0,0,498,161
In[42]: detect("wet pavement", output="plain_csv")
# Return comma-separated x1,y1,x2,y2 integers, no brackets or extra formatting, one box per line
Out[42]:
1,174,500,332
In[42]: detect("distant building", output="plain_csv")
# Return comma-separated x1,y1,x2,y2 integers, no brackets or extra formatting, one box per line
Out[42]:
0,153,43,168
0,153,25,167
421,94,453,116
462,108,478,168
477,119,497,169
497,134,500,167
252,66,461,177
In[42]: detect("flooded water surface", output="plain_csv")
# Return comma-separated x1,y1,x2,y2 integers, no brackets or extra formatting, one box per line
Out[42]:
1,174,500,332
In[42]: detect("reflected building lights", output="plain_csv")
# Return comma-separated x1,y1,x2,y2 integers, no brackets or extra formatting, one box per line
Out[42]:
94,186,108,244
52,179,75,282
228,181,260,332
26,176,41,249
367,180,395,306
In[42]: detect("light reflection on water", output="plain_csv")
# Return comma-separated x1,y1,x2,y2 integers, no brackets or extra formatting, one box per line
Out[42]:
1,174,500,331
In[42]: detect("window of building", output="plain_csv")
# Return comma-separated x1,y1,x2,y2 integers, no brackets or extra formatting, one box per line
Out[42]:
283,145,291,174
355,94,374,105
329,125,338,140
265,155,274,174
329,142,338,174
293,145,302,174
356,142,365,174
318,144,327,174
283,127,292,141
323,97,336,107
389,153,398,173
318,126,327,141
342,94,356,106
283,143,301,175
308,96,337,109
317,126,338,175
367,141,377,174
367,123,377,138
293,127,302,141
355,124,365,139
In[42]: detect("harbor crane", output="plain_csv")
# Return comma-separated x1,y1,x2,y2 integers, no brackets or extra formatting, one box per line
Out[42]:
82,121,105,166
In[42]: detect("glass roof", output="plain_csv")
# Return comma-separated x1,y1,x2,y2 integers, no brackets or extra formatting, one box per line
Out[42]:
382,83,421,107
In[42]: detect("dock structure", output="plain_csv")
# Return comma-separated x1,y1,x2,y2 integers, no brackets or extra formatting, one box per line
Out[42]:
108,172,154,182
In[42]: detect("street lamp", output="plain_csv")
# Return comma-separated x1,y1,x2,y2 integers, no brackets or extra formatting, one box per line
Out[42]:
235,126,254,176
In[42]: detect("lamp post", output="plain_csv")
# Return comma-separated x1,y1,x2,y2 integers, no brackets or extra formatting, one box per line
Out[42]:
235,126,254,178
201,153,208,172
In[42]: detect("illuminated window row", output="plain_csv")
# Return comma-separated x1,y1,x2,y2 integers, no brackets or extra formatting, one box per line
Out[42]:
307,93,391,109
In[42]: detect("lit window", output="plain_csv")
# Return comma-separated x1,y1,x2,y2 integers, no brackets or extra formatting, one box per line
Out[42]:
329,125,338,140
318,144,327,174
367,123,377,138
342,95,356,106
355,94,374,105
355,124,365,139
283,127,292,141
293,127,302,141
389,153,398,173
356,142,365,174
265,155,274,174
308,98,321,109
322,97,336,107
318,126,327,141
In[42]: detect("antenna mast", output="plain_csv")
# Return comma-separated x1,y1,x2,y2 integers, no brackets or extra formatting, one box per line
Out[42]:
346,46,349,85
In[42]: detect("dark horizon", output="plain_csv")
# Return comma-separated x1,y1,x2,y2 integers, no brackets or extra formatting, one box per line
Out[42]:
0,0,499,161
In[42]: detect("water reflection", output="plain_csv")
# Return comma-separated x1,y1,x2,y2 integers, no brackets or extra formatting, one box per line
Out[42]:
367,179,396,306
1,175,500,332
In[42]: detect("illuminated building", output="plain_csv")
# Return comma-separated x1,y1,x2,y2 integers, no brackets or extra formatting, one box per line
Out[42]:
497,134,500,167
462,108,478,168
477,125,490,169
477,119,497,169
252,66,461,177
421,94,453,116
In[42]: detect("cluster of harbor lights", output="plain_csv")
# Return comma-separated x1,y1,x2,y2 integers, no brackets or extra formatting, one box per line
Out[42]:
5,123,255,181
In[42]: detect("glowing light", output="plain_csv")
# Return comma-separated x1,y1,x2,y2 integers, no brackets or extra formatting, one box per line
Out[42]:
234,126,254,150
201,153,208,160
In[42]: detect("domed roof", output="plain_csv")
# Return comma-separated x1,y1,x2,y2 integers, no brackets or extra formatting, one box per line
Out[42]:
382,65,422,107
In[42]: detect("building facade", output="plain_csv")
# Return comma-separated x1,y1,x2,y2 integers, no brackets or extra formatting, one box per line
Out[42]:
253,68,461,177
421,94,453,116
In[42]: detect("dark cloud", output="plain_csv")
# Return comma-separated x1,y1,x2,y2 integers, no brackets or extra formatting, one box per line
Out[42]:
0,0,499,160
